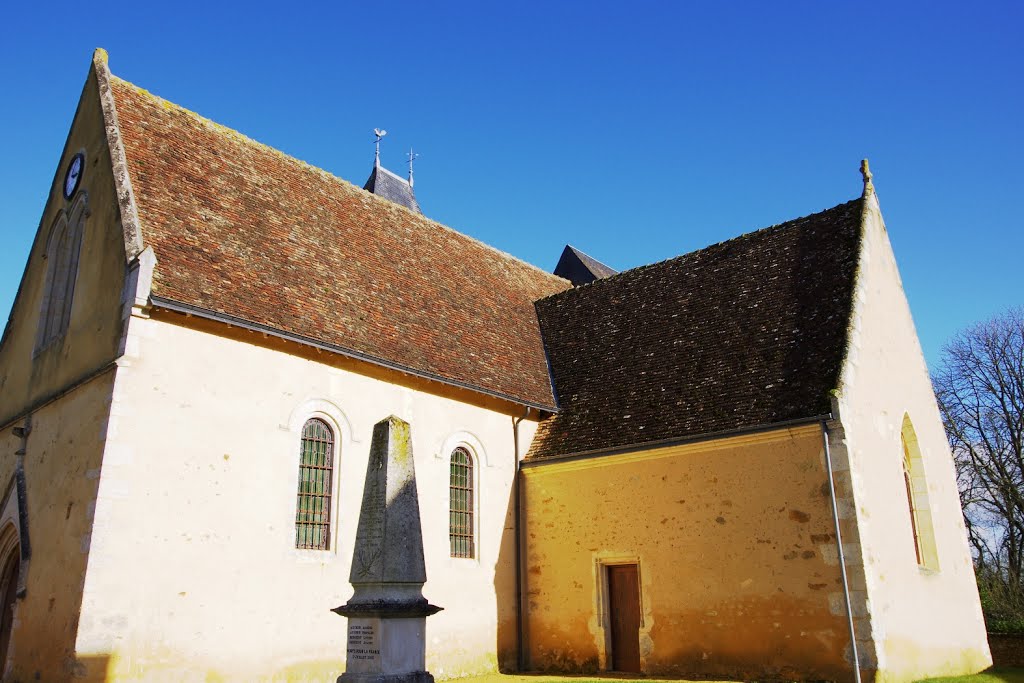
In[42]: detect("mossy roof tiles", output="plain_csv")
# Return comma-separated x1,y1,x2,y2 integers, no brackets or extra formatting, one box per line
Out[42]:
528,199,864,459
109,76,570,409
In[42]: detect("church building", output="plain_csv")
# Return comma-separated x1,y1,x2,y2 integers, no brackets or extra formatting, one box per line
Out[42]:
0,50,991,682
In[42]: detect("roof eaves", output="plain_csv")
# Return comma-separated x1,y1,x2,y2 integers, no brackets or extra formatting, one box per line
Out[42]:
150,295,560,413
523,413,833,467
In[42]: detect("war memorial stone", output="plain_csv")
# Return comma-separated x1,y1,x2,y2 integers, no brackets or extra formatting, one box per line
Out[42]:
333,416,442,683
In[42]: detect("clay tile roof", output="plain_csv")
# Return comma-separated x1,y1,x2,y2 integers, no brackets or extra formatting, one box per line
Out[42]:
527,199,865,460
109,76,570,409
553,245,618,286
363,164,421,214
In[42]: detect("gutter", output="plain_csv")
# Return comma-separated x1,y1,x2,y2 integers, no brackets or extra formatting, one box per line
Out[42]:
520,413,833,469
512,408,530,672
150,296,557,414
821,420,862,683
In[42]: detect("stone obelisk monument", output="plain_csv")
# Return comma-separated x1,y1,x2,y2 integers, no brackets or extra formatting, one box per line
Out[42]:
333,416,442,683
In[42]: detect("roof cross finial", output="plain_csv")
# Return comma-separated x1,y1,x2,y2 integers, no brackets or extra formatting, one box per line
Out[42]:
860,158,874,197
407,147,419,188
373,128,387,167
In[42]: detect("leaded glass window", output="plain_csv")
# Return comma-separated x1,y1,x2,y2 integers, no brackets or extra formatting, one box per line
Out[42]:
449,447,475,558
295,418,334,550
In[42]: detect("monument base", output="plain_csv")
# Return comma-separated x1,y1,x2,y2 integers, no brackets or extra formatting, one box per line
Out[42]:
338,672,435,683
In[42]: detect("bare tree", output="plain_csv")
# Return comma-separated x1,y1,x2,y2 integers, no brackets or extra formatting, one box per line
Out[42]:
934,307,1024,628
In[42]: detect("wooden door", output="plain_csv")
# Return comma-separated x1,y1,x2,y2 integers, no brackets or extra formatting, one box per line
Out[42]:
607,564,641,672
0,550,19,669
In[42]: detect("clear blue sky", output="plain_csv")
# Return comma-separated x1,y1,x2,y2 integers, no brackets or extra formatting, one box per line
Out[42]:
1,2,1020,368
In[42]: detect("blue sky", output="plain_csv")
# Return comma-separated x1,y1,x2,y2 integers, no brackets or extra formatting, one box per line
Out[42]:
1,2,1020,368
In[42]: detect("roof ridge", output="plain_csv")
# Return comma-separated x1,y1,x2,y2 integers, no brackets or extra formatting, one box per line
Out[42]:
109,74,568,287
377,164,411,185
537,198,863,302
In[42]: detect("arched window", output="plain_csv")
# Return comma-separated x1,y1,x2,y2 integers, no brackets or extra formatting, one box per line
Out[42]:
902,439,923,565
449,447,475,558
36,194,87,352
901,415,939,570
295,418,335,550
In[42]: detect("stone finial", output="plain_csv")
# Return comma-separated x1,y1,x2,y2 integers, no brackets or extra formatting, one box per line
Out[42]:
860,158,874,197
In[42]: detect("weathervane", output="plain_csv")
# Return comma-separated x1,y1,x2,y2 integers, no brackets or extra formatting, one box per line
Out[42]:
373,128,387,166
407,147,419,188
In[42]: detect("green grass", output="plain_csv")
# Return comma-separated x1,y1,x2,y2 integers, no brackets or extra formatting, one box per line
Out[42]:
459,675,722,683
918,669,1024,683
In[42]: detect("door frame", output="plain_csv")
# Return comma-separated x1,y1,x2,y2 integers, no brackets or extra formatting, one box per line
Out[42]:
0,524,20,678
595,555,646,672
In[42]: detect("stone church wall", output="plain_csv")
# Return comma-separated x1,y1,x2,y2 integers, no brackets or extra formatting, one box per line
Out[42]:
0,371,116,681
521,424,853,680
70,314,534,681
830,193,990,681
0,62,130,427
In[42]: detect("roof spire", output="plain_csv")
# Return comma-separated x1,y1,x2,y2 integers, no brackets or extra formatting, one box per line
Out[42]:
373,128,387,167
407,147,419,188
860,158,874,197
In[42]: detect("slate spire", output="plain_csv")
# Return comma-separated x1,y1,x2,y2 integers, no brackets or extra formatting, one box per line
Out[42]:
364,129,422,214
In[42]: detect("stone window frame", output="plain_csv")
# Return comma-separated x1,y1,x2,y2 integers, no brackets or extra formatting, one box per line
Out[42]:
449,446,476,559
286,399,352,556
900,414,940,571
295,418,336,551
438,431,487,563
34,189,89,356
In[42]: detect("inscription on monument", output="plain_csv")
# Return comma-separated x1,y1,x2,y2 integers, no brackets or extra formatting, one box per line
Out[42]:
346,622,380,662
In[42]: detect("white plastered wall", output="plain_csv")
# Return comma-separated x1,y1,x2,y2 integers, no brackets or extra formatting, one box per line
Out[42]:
76,314,538,682
831,191,990,682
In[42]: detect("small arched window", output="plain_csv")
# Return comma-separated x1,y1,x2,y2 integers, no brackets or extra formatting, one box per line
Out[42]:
449,447,475,558
901,415,939,570
295,418,335,550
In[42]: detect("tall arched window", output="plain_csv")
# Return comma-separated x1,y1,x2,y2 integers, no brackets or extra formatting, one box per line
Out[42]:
36,194,87,353
449,447,475,558
901,415,939,570
902,438,923,565
295,418,335,550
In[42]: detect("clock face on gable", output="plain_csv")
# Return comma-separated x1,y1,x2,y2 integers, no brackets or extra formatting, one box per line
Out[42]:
63,153,84,200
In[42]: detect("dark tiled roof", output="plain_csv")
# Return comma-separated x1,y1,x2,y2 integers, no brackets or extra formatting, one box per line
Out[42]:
528,199,864,459
363,164,422,214
553,245,618,286
110,77,570,409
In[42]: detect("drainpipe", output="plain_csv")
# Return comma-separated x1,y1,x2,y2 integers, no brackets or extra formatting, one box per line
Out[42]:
513,408,529,672
821,420,861,683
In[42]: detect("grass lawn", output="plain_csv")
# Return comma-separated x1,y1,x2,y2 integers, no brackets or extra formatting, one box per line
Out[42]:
918,669,1024,683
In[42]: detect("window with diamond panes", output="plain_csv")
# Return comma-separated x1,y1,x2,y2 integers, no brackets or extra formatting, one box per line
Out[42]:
295,418,334,550
449,447,475,558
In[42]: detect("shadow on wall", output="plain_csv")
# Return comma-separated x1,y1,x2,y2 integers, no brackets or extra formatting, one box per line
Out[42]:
58,654,110,682
494,474,518,673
